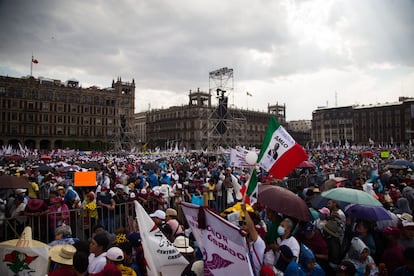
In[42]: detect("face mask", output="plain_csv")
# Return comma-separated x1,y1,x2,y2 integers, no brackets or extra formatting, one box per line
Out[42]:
277,226,285,236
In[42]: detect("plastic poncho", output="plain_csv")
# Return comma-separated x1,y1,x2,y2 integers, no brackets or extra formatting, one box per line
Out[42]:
299,244,325,276
346,237,378,276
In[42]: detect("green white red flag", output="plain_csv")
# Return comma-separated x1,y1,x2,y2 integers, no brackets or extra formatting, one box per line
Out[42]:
258,116,308,179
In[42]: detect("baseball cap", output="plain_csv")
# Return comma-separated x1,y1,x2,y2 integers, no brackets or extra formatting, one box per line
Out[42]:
15,188,27,194
106,247,124,262
149,210,166,220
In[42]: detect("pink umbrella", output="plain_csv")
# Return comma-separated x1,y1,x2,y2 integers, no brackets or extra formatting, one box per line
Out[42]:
258,184,312,221
297,160,315,169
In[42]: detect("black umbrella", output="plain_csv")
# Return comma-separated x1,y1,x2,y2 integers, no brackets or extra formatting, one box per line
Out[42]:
387,159,414,170
80,161,101,169
38,164,53,174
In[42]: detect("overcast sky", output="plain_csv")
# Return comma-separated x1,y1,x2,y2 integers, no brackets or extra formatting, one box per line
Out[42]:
1,0,413,121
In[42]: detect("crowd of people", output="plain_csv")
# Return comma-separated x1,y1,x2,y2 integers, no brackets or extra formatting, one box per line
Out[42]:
0,145,413,275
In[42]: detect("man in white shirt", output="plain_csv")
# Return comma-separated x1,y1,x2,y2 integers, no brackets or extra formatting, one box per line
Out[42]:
88,232,110,275
274,217,300,267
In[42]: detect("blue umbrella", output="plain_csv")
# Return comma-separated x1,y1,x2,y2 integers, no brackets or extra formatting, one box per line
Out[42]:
387,159,414,170
344,204,392,221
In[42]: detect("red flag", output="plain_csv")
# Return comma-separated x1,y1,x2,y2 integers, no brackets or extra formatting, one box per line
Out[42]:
32,59,38,64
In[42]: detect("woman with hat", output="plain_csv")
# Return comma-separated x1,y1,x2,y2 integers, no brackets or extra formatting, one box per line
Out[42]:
322,220,341,274
48,244,77,276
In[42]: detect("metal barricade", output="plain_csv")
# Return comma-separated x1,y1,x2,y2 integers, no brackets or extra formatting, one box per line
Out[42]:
2,201,137,244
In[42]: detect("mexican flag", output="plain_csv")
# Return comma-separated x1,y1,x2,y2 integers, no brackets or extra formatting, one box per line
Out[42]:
258,116,308,179
241,169,259,205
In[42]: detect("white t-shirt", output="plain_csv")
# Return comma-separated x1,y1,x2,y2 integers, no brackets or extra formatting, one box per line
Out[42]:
274,236,300,264
88,252,107,274
250,236,266,276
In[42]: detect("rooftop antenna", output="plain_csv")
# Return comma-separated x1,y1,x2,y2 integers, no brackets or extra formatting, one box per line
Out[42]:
335,91,338,107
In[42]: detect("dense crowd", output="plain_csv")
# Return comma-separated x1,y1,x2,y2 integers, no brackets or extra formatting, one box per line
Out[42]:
0,145,413,275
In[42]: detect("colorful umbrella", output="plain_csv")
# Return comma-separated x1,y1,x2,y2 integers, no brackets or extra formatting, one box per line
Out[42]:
321,187,382,207
258,184,312,221
297,160,315,169
344,204,392,221
40,155,52,161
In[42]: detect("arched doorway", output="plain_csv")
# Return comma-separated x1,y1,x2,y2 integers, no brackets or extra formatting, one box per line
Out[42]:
40,140,51,150
24,139,36,149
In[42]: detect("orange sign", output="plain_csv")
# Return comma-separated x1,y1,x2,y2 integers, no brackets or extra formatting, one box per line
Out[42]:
74,171,97,187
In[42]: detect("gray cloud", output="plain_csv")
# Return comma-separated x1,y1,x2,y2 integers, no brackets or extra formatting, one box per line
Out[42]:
1,0,413,120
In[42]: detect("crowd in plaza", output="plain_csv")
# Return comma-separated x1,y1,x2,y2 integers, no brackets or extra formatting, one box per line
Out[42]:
0,145,414,275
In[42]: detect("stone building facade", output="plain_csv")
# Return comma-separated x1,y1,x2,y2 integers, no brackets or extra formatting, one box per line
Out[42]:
0,75,135,150
311,97,414,145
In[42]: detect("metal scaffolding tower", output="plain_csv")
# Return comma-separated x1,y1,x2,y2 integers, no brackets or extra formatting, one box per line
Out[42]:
204,67,247,151
108,78,139,151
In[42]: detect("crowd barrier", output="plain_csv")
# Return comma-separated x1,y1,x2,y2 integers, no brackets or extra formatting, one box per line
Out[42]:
0,176,331,243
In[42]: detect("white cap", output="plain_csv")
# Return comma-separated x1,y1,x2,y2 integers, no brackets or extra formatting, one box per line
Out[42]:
115,184,124,191
149,210,166,220
106,247,124,261
15,189,27,194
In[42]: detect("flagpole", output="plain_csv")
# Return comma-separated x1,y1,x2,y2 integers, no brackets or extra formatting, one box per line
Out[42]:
30,55,33,77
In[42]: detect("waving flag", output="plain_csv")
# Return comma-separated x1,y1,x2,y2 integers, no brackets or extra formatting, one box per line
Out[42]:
240,169,258,205
258,116,308,179
134,201,188,276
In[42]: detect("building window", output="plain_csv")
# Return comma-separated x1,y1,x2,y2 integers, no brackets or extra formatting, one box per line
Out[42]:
11,125,18,135
57,104,64,112
71,104,77,112
108,118,113,125
71,116,77,124
83,106,89,113
28,102,34,110
42,126,49,135
96,118,101,124
57,116,63,123
83,117,90,124
27,114,34,122
26,125,34,135
11,112,18,121
43,114,49,122
69,127,77,136
11,100,19,108
42,102,50,111
56,127,64,135
82,127,89,136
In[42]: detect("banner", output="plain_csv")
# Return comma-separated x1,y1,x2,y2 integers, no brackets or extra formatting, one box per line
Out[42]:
229,147,252,168
181,202,253,275
134,201,188,276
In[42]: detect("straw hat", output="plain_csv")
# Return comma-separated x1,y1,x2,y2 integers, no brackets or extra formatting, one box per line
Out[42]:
397,213,413,222
0,226,48,248
49,244,76,265
173,236,194,254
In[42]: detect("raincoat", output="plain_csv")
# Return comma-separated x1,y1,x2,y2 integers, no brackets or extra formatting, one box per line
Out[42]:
299,244,325,276
346,237,378,276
